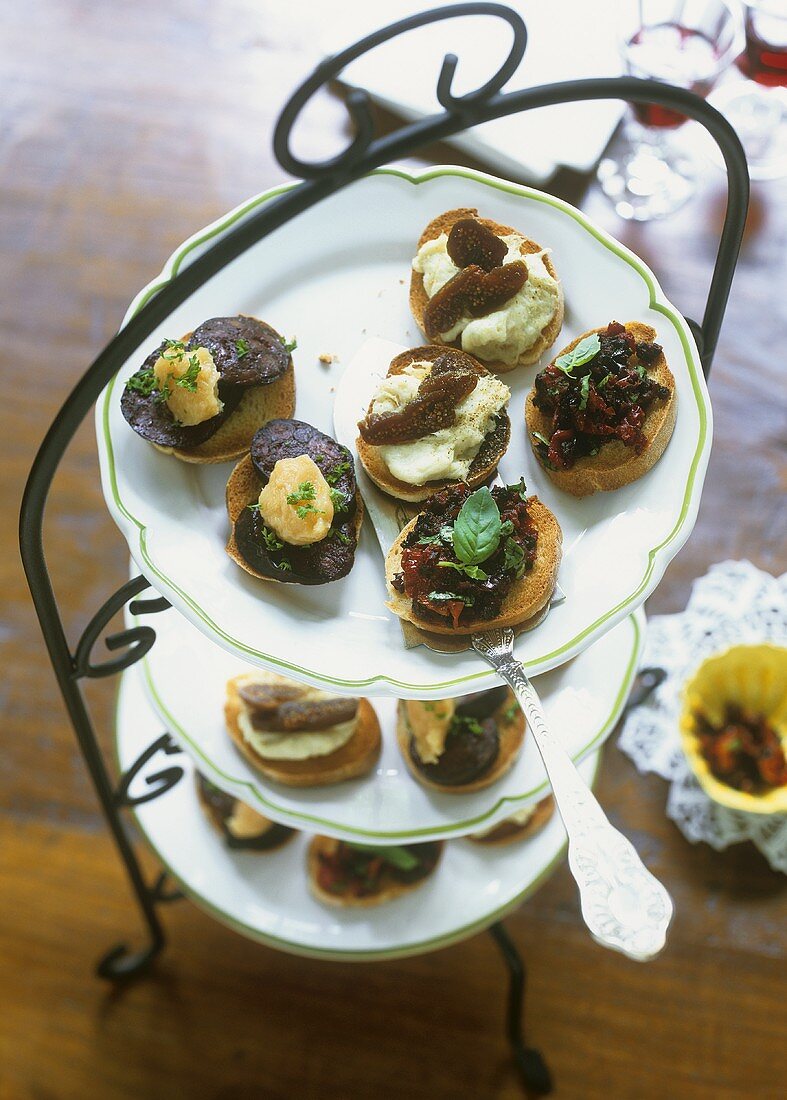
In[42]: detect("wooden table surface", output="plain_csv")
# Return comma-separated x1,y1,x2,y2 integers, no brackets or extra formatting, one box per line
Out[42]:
1,3,786,1098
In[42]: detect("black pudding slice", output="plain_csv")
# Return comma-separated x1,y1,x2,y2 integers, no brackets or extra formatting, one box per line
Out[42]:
411,717,500,786
121,316,291,448
186,316,291,388
121,343,245,448
235,419,359,585
196,773,294,851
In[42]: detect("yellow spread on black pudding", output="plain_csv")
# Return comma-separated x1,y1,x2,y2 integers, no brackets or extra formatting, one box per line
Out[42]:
152,343,223,425
404,700,456,765
256,455,334,546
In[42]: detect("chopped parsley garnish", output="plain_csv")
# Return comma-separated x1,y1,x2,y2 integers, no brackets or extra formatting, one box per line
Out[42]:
174,353,202,393
325,461,351,486
329,488,348,513
503,701,520,724
331,528,352,545
283,336,298,353
161,338,186,361
235,338,250,359
450,714,484,737
261,524,284,551
126,368,157,397
276,559,293,572
286,481,324,520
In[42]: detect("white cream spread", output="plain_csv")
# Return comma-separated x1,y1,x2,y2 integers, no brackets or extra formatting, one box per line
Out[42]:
412,232,560,367
256,455,334,546
371,360,510,485
153,344,223,425
234,673,356,761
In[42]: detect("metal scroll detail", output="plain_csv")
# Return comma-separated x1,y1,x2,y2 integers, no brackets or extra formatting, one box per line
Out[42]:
114,733,184,808
473,629,673,962
18,3,746,983
273,3,527,179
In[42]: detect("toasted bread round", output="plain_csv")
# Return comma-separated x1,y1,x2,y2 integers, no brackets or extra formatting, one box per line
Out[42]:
148,319,296,464
409,207,564,373
194,774,295,851
225,677,381,787
307,836,443,908
525,322,677,497
225,453,364,583
396,689,525,794
356,345,511,502
385,497,562,636
469,795,555,846
157,362,296,464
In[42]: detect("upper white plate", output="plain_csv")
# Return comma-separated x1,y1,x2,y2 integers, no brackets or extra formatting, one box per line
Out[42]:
117,665,601,961
96,166,710,698
131,593,642,843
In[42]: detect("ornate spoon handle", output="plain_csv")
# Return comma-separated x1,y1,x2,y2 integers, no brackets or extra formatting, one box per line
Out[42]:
472,630,673,962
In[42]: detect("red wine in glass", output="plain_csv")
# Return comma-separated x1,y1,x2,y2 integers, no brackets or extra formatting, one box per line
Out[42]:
625,21,725,129
737,7,787,86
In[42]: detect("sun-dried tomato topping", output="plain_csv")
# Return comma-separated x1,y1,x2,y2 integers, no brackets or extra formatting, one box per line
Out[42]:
316,842,442,897
695,706,787,793
532,320,669,471
391,482,538,629
446,218,507,271
424,261,528,341
358,356,478,444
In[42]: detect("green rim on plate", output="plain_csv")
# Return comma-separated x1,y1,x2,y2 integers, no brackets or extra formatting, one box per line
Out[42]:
134,608,641,840
99,166,707,692
115,672,603,961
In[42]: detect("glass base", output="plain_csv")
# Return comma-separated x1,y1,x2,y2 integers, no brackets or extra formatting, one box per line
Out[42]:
597,137,696,221
709,82,787,182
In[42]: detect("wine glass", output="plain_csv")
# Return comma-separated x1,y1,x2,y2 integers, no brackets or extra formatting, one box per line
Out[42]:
598,0,744,221
710,0,787,180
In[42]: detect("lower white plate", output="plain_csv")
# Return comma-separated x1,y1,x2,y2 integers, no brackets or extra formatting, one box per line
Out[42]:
130,594,642,842
117,666,601,960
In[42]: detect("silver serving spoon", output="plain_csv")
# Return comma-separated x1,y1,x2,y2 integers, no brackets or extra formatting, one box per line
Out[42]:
359,470,673,960
471,627,673,962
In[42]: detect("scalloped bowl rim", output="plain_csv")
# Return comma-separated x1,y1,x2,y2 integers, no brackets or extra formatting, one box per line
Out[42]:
679,643,787,815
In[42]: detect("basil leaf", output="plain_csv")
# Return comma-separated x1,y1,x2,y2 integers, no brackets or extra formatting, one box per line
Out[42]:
502,537,526,578
506,477,528,501
452,487,501,565
578,374,591,410
554,333,600,375
349,844,419,872
417,524,454,547
438,561,488,581
427,590,474,606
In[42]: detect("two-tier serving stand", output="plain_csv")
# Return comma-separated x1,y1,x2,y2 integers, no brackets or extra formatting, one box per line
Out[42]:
19,5,748,1093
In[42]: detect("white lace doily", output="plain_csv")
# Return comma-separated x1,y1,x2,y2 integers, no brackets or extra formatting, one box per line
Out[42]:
619,560,787,872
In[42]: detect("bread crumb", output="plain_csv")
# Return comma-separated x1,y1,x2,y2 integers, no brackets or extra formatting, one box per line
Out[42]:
318,353,338,365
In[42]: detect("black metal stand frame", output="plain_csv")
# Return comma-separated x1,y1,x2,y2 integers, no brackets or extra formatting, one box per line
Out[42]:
18,4,748,1094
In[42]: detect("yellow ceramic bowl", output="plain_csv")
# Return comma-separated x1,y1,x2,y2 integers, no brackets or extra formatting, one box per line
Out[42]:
680,644,787,814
